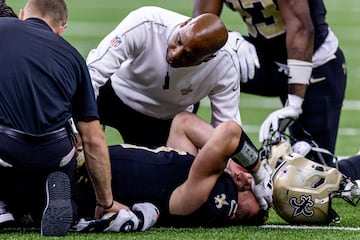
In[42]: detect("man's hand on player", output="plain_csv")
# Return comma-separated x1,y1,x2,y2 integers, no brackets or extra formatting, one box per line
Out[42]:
251,163,273,210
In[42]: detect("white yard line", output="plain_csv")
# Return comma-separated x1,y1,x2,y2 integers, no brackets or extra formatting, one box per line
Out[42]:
262,224,360,231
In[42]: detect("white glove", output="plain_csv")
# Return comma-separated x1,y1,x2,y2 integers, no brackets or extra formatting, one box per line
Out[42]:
132,202,159,231
76,203,159,233
259,94,303,143
261,159,273,175
251,163,273,210
104,209,140,232
76,210,140,233
229,32,260,83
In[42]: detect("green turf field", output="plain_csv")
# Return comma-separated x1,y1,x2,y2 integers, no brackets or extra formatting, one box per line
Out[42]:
4,0,360,239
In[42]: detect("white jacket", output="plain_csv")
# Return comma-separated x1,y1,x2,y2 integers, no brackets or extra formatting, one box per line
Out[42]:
87,6,242,126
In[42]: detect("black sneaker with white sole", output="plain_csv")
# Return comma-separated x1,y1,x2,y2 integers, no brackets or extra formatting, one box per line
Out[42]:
41,171,73,236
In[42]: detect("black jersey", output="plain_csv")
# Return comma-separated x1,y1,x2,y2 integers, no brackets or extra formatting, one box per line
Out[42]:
77,144,238,227
224,0,328,55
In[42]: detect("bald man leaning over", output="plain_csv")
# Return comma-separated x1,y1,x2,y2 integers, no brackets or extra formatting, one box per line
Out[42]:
87,6,242,147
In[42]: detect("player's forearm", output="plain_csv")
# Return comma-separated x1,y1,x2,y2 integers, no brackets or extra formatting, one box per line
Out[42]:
279,0,313,99
169,120,240,215
286,12,314,58
285,22,314,62
78,121,114,206
84,145,113,207
279,0,314,61
286,24,313,98
288,84,307,98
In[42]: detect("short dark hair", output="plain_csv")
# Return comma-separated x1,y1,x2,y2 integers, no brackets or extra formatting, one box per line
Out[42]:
0,1,18,18
231,209,269,226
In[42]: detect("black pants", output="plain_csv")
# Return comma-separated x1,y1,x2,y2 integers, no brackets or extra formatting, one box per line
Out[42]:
0,126,77,227
337,155,360,181
97,80,173,147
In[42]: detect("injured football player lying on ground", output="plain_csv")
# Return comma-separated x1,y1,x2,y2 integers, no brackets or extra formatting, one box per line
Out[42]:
74,114,360,231
0,112,269,232
4,113,360,232
75,112,271,232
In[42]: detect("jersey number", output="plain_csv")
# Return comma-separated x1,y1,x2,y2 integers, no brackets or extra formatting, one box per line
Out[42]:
225,0,285,39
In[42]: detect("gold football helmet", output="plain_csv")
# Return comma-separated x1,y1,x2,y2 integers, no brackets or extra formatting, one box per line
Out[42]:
260,118,360,224
272,153,360,224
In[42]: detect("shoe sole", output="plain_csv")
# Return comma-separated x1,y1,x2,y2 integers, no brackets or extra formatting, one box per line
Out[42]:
0,212,15,228
41,171,73,236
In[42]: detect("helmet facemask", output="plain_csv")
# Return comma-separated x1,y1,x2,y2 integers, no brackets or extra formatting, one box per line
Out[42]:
260,117,337,170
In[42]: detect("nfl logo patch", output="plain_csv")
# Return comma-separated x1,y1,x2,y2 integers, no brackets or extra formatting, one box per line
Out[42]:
111,36,122,47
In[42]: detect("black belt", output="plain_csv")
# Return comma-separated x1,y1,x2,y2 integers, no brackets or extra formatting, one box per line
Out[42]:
0,125,69,143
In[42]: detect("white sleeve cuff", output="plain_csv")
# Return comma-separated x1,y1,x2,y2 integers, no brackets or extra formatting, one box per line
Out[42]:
287,59,313,85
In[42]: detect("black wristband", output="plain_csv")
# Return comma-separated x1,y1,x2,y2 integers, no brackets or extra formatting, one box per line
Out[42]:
231,131,259,170
96,200,114,210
